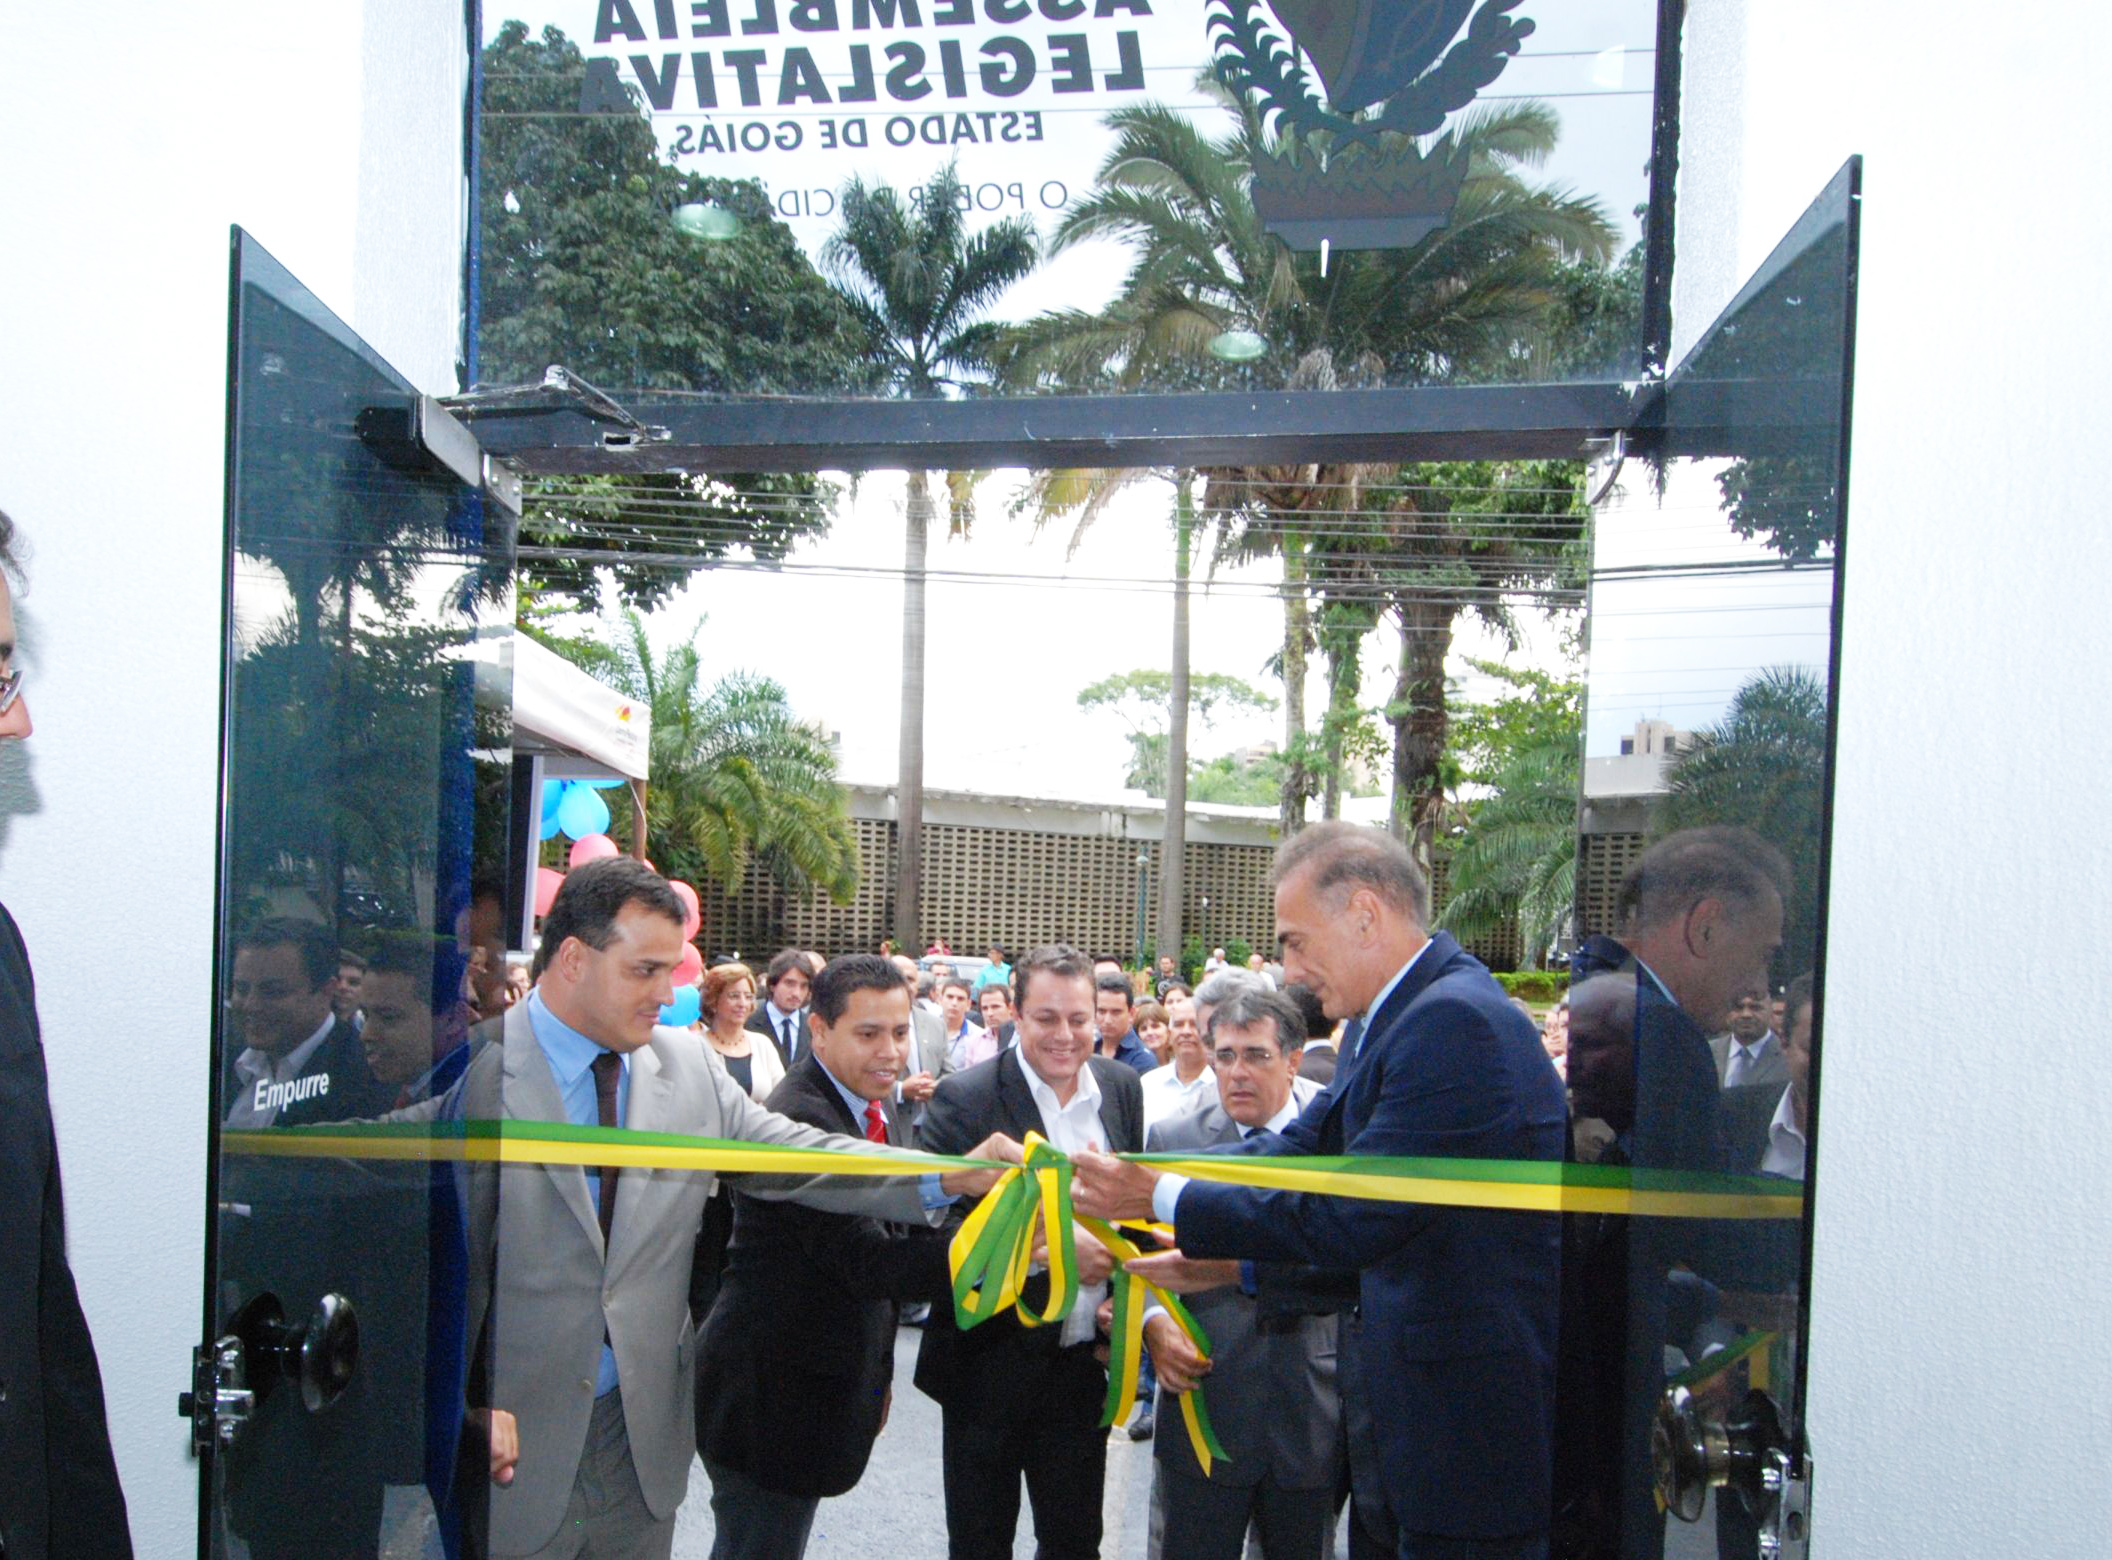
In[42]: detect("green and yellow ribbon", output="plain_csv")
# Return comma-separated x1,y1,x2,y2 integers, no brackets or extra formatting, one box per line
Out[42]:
948,1132,1076,1329
223,1115,1804,1483
1080,1215,1228,1475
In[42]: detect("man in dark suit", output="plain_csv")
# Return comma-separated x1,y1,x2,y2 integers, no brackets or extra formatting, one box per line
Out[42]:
747,948,813,1065
0,514,132,1560
1552,827,1790,1560
1076,822,1567,1560
916,944,1145,1560
1144,987,1348,1560
697,954,955,1560
221,916,393,1128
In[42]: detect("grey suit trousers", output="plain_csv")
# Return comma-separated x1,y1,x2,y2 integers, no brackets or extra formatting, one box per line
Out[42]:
514,1390,675,1560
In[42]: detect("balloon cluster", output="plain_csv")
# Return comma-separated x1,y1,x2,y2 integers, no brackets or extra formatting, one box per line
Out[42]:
534,779,709,1029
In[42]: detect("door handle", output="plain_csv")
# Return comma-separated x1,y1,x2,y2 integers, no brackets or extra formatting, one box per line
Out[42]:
1652,1385,1787,1522
244,1291,362,1412
181,1291,361,1450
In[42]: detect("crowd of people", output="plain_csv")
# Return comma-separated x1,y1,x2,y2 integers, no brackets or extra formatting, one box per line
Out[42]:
5,500,1809,1560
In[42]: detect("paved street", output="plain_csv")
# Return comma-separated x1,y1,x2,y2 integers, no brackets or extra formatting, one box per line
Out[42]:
672,1325,1160,1560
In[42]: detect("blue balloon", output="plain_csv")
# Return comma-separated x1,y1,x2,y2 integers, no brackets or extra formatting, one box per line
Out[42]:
539,811,560,840
578,777,628,790
556,783,612,841
659,986,701,1027
541,781,564,822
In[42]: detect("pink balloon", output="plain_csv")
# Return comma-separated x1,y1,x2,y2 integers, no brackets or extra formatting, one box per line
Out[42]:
568,833,620,869
670,880,702,941
673,943,704,987
533,867,565,918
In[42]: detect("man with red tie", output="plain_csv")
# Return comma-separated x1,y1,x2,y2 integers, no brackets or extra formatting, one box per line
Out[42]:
693,954,958,1560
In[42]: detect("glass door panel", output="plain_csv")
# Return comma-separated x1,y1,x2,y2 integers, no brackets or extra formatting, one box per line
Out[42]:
202,229,514,1559
1562,159,1858,1560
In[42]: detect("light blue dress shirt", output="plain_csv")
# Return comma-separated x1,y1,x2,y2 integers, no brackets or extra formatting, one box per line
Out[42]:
816,1059,954,1212
525,991,630,1397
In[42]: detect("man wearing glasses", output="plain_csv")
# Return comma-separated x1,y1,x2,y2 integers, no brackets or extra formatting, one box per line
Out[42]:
1139,987,1349,1560
0,508,134,1559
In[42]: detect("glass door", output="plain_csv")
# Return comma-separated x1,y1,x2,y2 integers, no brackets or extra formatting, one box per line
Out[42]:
1561,159,1859,1560
195,230,516,1560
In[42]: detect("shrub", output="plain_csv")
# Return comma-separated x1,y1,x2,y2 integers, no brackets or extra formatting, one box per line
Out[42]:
1493,970,1568,1004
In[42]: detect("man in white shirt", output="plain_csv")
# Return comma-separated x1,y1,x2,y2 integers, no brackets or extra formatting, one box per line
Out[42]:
222,917,392,1128
1141,994,1218,1132
1759,974,1815,1179
913,945,1145,1560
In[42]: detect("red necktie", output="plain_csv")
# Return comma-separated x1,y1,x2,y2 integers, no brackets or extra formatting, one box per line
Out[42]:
864,1099,888,1144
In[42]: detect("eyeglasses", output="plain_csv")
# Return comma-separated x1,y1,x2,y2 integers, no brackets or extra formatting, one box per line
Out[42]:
0,668,20,716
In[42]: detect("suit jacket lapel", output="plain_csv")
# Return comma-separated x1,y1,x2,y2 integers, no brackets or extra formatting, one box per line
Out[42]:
502,1002,603,1253
605,1035,680,1265
995,1050,1049,1141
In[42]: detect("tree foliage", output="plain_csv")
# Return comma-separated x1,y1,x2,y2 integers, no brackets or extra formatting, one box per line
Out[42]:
822,164,1039,399
534,611,859,905
478,22,871,611
996,82,1612,834
1077,667,1277,796
1437,660,1584,967
818,162,1040,946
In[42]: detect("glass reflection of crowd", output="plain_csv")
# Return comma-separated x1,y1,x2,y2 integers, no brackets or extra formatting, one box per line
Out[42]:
215,817,1819,1560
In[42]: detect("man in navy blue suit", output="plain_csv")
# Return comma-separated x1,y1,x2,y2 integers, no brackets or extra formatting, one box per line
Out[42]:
1076,822,1568,1560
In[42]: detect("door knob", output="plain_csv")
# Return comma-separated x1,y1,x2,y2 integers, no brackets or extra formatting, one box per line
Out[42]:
232,1291,362,1413
1653,1386,1787,1522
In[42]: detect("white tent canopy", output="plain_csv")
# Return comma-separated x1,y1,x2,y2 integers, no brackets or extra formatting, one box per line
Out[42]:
511,631,650,781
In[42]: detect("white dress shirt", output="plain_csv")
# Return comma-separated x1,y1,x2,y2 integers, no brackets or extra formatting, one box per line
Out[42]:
226,1014,335,1129
1017,1049,1109,1346
1141,1059,1219,1132
765,1001,803,1061
1760,1085,1807,1180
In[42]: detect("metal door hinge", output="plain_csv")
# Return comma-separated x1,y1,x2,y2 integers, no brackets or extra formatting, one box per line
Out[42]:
176,1335,252,1455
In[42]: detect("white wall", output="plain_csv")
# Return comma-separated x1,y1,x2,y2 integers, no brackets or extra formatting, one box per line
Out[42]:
0,2,463,1550
1676,3,2112,1554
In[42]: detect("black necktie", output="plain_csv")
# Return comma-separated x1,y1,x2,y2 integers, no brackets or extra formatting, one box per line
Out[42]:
590,1051,622,1242
781,1012,797,1062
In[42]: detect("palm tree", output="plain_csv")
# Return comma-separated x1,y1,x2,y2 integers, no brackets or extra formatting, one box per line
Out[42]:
1438,740,1579,967
538,611,859,905
999,86,1613,837
1021,466,1203,958
823,165,1038,949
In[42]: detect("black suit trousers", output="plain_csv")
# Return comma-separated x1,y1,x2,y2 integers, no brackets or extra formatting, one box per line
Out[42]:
939,1345,1107,1560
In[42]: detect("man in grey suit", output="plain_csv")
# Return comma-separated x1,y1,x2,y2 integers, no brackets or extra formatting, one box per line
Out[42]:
448,860,1016,1559
1143,987,1348,1560
1709,984,1791,1090
890,952,952,1129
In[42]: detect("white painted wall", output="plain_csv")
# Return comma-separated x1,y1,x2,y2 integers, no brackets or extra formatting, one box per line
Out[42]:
1675,3,2112,1554
0,2,464,1550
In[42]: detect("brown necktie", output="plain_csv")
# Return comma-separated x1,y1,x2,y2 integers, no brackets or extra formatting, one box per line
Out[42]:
591,1051,622,1242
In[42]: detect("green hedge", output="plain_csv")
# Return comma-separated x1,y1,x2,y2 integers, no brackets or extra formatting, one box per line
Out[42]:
1493,970,1568,1003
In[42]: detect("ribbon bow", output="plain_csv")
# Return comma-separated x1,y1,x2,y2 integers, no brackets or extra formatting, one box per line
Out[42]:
947,1133,1228,1474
